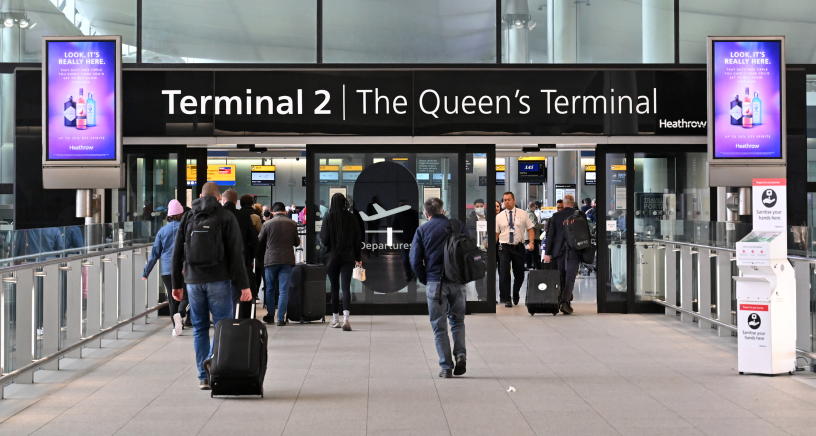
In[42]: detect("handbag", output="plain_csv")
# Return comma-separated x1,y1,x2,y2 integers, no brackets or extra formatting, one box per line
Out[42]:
352,266,366,281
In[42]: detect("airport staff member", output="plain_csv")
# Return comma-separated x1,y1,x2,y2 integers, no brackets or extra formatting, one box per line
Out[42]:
495,191,535,307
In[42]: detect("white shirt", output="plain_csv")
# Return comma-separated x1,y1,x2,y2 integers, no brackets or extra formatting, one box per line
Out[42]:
495,207,534,244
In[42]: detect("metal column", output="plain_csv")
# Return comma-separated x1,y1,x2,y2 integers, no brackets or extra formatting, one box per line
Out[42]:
13,272,33,383
697,249,712,329
664,245,677,316
679,246,693,323
39,264,60,370
84,259,102,348
64,260,82,358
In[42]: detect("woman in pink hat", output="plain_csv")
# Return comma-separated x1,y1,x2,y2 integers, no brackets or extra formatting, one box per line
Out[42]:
142,199,188,337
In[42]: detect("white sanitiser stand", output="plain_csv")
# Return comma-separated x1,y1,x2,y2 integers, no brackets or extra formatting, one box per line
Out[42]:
734,231,796,375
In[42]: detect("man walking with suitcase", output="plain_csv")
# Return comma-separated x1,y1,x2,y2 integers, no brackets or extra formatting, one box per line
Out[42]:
410,198,470,378
172,182,252,390
222,189,259,319
258,202,301,326
544,194,582,315
495,192,536,307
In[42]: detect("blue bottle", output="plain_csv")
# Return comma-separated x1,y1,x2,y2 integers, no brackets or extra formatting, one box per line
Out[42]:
86,92,96,127
752,92,761,125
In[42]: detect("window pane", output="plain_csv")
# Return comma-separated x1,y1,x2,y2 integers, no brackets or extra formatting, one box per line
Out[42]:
1,0,136,63
324,0,496,63
142,0,316,63
807,76,816,182
680,0,816,63
503,0,673,64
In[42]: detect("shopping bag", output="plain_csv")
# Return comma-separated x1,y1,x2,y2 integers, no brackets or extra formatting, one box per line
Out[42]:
352,266,366,281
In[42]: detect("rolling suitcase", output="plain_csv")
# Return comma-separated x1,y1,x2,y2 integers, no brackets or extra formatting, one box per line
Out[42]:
286,264,327,323
207,304,268,398
526,266,561,316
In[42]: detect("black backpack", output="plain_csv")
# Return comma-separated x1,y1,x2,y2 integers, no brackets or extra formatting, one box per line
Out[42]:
443,220,487,285
184,210,225,267
563,210,591,251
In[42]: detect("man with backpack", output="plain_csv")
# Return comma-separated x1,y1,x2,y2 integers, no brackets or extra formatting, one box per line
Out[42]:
544,194,585,315
171,182,252,390
410,197,473,378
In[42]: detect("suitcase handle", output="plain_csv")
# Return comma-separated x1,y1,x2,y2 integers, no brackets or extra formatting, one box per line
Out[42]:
235,302,257,319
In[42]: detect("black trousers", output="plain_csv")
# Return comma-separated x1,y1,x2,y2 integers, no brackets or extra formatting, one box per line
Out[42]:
231,265,255,319
400,248,413,280
555,249,581,303
161,275,188,326
498,243,526,302
327,258,354,313
525,242,541,270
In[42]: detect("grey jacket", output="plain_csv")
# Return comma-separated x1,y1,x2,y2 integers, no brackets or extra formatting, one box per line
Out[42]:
258,214,301,266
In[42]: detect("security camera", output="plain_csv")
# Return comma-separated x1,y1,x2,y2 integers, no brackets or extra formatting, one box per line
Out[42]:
296,157,300,161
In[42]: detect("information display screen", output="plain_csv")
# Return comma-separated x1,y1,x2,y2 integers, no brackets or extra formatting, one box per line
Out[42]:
342,171,360,181
585,171,596,186
320,172,339,182
497,171,506,186
711,39,783,159
518,162,547,183
45,38,119,162
250,165,275,186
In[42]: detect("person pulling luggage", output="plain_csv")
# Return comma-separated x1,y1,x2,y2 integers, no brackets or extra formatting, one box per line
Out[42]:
319,193,362,331
544,194,584,315
258,202,301,326
171,182,252,390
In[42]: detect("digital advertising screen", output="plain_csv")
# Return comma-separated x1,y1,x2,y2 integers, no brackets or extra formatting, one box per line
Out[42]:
710,38,784,160
44,37,120,162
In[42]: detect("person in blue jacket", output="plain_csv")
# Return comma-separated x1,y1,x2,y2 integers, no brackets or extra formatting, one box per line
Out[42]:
142,199,188,337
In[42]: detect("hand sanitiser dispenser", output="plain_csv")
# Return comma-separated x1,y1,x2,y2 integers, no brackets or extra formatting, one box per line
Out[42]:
733,180,796,375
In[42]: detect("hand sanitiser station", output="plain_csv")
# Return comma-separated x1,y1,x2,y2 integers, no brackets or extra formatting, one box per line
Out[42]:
733,179,796,375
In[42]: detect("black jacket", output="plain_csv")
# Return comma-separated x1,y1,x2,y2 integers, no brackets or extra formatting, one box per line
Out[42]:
545,207,584,258
223,202,259,268
171,196,250,289
319,211,362,262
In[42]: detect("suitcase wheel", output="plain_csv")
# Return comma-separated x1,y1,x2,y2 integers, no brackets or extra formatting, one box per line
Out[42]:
552,312,558,316
530,313,534,316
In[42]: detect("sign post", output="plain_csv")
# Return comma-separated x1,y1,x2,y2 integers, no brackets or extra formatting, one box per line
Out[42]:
42,36,123,188
733,178,795,375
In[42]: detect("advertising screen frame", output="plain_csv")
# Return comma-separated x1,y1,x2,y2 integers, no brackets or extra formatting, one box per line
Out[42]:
42,35,122,166
707,36,786,165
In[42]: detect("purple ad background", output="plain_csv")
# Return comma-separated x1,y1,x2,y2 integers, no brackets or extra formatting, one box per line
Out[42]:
47,40,116,160
713,40,782,159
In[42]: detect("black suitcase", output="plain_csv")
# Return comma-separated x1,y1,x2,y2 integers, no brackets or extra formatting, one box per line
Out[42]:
526,268,561,316
286,264,327,323
207,304,268,397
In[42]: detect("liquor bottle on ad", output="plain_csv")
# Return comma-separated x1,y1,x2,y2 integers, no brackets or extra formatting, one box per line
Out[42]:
86,92,96,127
742,87,753,128
752,92,761,125
730,94,742,125
64,96,76,127
76,88,86,130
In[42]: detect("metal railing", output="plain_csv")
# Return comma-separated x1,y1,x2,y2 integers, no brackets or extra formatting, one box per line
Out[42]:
638,236,816,361
0,222,170,398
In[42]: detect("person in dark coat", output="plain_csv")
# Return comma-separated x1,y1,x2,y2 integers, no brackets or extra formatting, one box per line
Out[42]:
320,193,363,331
222,189,259,319
544,194,584,315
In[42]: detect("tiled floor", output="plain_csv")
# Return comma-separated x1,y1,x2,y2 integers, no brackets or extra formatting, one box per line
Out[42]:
1,280,815,435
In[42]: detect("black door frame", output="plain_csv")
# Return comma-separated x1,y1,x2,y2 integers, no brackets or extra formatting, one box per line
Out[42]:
596,143,708,314
306,144,496,315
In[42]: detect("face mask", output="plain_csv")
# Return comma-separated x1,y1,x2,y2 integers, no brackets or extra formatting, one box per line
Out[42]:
474,207,484,215
263,211,271,218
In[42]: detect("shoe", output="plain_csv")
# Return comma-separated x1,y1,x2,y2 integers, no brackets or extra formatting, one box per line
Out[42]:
171,329,178,338
199,379,210,390
505,302,513,308
329,318,341,328
277,320,286,326
438,369,453,378
262,315,275,324
453,355,467,376
560,302,570,315
173,313,183,337
513,298,519,306
566,303,574,314
342,319,352,331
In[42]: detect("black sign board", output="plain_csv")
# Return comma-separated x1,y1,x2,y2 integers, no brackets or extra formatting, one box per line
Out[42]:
518,161,547,183
465,153,473,174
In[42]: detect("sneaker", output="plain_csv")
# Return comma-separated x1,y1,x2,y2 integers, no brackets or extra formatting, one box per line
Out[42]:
453,355,467,376
438,369,453,378
199,379,210,390
277,320,286,327
171,329,178,338
342,319,352,331
505,302,513,308
173,313,183,337
329,319,341,328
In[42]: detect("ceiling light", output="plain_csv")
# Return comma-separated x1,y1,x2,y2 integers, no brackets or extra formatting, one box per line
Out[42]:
19,19,29,28
3,18,14,27
513,19,523,29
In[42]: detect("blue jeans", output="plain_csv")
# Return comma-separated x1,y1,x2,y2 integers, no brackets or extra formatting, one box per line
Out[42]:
186,280,233,381
426,281,467,370
265,265,293,322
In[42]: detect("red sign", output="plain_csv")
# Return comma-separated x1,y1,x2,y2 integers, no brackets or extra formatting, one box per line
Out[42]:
752,178,786,187
218,167,232,174
739,304,768,311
